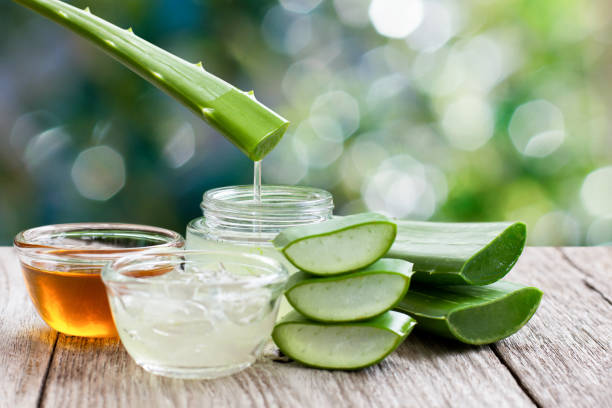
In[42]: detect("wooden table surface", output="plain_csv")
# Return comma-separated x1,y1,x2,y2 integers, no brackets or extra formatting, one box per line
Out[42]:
1,247,610,408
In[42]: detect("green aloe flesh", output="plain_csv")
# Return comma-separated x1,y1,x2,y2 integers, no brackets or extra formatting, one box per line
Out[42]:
13,0,289,161
387,220,527,285
273,213,397,276
285,259,413,322
272,311,416,370
395,281,542,345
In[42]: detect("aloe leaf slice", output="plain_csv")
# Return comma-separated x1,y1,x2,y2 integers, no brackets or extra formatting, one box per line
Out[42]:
272,311,416,370
13,0,289,161
395,281,542,345
273,213,397,276
285,259,413,322
387,220,526,285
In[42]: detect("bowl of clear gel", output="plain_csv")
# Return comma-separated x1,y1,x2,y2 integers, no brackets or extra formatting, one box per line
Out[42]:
102,249,288,379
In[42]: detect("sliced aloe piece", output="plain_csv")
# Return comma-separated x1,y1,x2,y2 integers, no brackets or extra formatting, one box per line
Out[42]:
273,213,396,276
285,259,413,322
388,220,526,285
272,311,416,370
395,281,542,345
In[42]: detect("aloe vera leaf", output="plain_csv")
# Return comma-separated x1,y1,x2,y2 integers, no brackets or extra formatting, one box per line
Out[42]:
273,213,397,276
285,259,413,322
13,0,289,161
272,310,416,370
395,281,542,345
387,220,527,285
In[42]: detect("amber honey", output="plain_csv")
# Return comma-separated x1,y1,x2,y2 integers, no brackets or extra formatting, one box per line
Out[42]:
14,223,184,338
20,263,116,337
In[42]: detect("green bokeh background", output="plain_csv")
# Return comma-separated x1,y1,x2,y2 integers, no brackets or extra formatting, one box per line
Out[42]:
1,0,611,245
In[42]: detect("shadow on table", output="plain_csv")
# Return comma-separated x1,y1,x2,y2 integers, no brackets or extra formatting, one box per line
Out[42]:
394,330,486,363
256,330,486,377
57,333,121,352
16,325,122,352
14,325,57,346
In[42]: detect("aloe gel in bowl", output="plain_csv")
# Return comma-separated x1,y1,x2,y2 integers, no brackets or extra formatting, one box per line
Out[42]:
102,249,288,379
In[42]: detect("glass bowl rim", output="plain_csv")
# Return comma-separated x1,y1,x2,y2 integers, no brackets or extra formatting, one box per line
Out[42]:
101,248,289,288
14,223,185,272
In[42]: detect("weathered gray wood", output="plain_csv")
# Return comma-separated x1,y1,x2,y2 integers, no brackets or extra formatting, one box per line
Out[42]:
559,247,612,302
0,248,58,408
2,247,610,407
40,333,533,408
492,247,612,408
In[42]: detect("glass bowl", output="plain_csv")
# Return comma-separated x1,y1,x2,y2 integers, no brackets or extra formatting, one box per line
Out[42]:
101,249,288,379
14,223,184,337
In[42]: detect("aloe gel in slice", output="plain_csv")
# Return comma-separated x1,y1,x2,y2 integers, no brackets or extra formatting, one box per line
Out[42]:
285,259,413,322
388,220,527,285
395,281,542,345
273,213,396,276
272,311,416,370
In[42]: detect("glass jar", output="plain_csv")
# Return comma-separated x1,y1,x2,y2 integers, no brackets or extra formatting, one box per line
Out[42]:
102,248,288,379
186,185,334,272
14,223,184,337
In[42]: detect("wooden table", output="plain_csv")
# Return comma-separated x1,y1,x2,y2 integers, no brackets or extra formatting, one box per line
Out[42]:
1,247,610,407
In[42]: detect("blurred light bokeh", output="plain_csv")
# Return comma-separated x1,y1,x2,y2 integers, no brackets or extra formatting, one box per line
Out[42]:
1,0,611,245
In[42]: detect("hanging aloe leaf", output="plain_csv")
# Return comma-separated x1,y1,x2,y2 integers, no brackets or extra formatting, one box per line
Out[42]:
13,0,289,161
395,281,542,345
387,220,526,285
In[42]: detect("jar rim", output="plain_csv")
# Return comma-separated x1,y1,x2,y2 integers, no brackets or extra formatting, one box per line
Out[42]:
201,185,333,214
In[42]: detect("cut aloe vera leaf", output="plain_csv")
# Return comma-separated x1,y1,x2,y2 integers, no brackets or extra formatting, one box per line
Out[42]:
273,213,396,276
395,281,542,345
285,259,413,322
272,310,416,370
387,220,526,285
13,0,289,161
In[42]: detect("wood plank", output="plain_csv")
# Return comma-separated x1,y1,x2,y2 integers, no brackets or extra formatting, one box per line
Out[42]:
559,247,612,302
492,247,612,408
0,248,58,408
9,247,609,407
41,316,534,406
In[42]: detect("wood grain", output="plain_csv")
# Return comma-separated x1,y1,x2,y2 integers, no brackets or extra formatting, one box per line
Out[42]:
2,247,611,407
40,333,533,408
559,246,612,302
492,247,612,408
0,248,57,408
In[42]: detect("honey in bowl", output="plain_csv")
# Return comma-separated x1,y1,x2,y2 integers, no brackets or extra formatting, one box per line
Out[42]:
14,223,184,337
21,262,114,337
